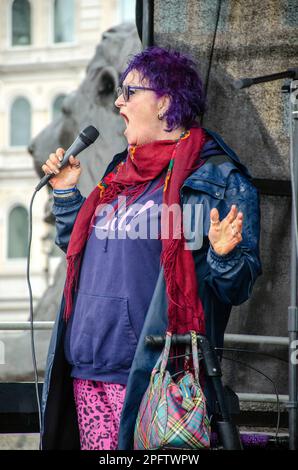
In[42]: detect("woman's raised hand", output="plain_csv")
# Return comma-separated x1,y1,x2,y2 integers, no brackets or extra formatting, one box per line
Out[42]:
208,205,243,256
41,148,82,190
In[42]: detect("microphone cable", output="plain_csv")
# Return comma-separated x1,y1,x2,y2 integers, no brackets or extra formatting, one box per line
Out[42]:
201,0,222,126
216,346,288,364
25,126,99,450
216,346,288,446
220,354,281,445
26,188,43,449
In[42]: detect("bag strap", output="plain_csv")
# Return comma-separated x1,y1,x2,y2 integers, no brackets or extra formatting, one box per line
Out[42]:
190,330,200,382
160,331,172,375
152,331,200,382
150,331,172,377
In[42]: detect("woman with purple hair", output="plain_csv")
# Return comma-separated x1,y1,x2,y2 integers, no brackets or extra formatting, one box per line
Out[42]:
41,47,261,450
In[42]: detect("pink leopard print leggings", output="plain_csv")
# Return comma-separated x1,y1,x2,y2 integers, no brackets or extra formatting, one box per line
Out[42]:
73,378,127,450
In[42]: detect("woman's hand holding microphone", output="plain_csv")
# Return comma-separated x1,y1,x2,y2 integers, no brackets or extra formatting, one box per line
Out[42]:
42,148,82,190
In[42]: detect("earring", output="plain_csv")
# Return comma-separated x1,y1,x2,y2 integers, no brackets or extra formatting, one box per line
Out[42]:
158,112,163,120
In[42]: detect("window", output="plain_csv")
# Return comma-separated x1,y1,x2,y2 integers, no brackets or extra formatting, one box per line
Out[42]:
10,97,31,146
118,0,136,22
12,0,31,46
52,94,66,119
54,0,74,43
8,206,29,259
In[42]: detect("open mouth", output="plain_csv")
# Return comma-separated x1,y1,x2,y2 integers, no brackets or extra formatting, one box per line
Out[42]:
120,113,129,126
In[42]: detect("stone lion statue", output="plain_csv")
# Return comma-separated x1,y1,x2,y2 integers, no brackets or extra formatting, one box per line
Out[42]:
31,22,142,221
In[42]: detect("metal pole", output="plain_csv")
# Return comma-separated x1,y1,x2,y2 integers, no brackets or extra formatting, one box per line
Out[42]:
224,333,288,346
237,393,289,403
288,78,298,450
142,0,154,48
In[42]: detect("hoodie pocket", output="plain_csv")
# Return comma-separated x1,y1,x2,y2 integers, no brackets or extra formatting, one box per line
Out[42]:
70,292,138,370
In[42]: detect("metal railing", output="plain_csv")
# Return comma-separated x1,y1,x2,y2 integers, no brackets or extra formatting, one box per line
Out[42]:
0,322,290,345
237,393,289,403
224,333,289,346
0,321,54,330
0,322,289,403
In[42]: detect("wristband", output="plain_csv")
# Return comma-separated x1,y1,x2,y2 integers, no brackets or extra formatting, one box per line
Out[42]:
53,186,77,194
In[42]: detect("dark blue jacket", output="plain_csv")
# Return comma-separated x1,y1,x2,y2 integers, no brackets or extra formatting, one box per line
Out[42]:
40,129,261,449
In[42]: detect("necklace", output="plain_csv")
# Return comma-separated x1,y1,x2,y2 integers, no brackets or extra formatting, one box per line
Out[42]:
164,130,190,192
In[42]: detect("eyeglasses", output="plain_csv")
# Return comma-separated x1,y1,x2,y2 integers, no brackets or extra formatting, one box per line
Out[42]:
116,85,158,102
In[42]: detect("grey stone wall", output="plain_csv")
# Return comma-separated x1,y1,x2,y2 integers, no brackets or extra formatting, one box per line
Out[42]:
154,0,298,395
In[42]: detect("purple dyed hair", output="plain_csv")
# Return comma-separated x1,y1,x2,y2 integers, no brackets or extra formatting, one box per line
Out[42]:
120,46,206,132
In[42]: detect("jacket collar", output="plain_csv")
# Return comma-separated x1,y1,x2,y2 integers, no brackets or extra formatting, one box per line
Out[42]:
202,128,251,178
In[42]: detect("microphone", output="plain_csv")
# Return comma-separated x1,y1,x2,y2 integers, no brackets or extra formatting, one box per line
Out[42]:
233,78,255,89
35,125,99,191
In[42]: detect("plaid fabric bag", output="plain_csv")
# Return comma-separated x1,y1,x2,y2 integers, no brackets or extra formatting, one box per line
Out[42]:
134,331,210,450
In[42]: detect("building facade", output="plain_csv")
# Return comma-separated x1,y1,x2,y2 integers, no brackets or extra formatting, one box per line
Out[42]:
0,0,135,321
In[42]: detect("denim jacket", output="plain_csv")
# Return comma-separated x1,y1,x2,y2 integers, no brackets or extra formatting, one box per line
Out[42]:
40,129,261,449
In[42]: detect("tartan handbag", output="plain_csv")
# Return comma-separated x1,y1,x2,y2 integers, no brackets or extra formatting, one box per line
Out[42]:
134,331,211,450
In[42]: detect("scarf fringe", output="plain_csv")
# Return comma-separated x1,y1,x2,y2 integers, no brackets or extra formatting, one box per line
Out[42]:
64,254,81,322
161,237,183,308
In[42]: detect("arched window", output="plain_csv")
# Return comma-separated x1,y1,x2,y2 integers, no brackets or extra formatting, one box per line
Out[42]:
10,97,31,146
119,0,136,22
12,0,31,46
54,0,74,43
8,205,29,258
52,94,66,119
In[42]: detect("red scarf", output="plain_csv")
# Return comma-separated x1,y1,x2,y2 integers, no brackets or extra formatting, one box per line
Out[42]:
63,127,206,335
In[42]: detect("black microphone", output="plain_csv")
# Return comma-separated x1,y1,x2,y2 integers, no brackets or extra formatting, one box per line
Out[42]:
35,125,99,191
233,78,255,89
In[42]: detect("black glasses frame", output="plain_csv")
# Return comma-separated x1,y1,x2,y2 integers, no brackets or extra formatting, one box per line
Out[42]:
116,85,158,102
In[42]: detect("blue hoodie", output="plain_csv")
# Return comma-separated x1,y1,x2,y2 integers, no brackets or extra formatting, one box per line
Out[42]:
64,139,223,384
